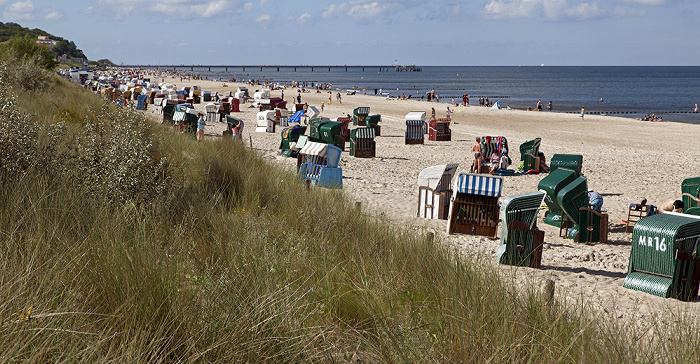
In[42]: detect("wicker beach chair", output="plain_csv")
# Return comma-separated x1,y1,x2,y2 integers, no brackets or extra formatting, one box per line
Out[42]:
350,127,376,158
447,173,503,237
519,138,541,172
623,212,700,301
495,191,547,268
353,107,370,126
417,164,459,220
298,142,343,189
427,118,451,141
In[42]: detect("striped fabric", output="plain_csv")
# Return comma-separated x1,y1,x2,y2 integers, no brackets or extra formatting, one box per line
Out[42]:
406,120,424,140
354,107,370,116
299,141,328,157
453,173,503,197
173,111,186,122
481,136,509,159
302,163,323,180
624,212,700,300
354,127,376,139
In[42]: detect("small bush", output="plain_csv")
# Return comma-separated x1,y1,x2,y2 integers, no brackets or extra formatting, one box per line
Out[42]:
0,56,53,92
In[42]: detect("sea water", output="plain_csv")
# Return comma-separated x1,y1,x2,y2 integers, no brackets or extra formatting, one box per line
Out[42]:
177,66,700,123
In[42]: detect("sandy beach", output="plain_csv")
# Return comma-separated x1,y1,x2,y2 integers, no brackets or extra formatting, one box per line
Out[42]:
148,73,700,325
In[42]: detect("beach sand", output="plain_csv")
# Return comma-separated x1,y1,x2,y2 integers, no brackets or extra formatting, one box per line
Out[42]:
151,74,700,325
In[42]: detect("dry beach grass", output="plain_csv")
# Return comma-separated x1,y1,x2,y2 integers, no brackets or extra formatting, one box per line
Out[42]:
2,64,700,361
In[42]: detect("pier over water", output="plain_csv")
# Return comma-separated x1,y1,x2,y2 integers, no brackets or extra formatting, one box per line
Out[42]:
120,65,421,72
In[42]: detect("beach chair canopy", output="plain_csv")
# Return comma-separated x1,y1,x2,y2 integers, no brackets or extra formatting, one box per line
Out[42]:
405,111,426,121
520,138,541,160
299,142,342,168
453,173,503,197
306,106,320,119
550,154,583,177
418,164,459,190
351,127,376,140
556,176,589,224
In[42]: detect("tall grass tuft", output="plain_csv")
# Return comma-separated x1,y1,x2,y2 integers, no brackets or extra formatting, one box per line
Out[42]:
1,65,699,362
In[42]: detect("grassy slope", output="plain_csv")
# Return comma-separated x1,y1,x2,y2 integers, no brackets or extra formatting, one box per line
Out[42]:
0,74,695,362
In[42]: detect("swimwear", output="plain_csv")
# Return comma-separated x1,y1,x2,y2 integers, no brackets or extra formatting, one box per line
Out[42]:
474,153,481,158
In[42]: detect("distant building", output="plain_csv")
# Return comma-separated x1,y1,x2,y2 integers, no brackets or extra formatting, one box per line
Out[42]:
57,53,87,65
36,35,57,49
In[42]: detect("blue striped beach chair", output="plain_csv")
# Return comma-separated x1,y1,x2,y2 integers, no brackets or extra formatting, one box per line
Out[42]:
405,120,425,145
447,173,503,236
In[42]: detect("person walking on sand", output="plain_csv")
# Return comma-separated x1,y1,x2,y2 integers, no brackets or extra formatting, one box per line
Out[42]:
197,113,206,141
580,106,585,119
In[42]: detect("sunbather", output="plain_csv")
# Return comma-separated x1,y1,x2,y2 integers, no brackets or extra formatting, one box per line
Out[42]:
659,199,684,213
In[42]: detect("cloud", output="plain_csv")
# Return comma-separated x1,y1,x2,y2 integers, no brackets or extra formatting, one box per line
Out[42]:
322,1,394,22
296,13,311,24
623,0,673,4
43,7,64,20
3,0,34,21
483,0,605,20
255,14,270,24
91,0,252,19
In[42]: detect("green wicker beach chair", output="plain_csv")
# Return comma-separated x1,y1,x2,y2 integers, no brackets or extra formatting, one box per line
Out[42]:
682,177,700,212
495,191,546,268
353,107,370,126
556,176,589,238
549,154,583,178
623,212,700,301
538,168,578,227
349,127,376,158
519,138,541,172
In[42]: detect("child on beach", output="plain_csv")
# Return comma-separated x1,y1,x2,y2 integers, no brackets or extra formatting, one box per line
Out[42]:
197,113,206,141
580,106,585,119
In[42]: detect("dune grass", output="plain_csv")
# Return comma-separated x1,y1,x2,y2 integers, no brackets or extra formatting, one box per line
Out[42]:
1,68,698,362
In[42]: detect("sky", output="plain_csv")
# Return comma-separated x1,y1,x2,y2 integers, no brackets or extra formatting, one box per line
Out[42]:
1,0,699,66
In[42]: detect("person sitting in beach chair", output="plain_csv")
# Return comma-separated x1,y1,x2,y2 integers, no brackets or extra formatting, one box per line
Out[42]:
538,151,550,173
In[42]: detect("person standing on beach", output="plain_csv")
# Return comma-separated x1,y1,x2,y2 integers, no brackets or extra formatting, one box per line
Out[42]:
537,100,543,111
197,113,206,141
580,106,585,119
472,137,483,173
694,103,698,113
547,101,552,112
